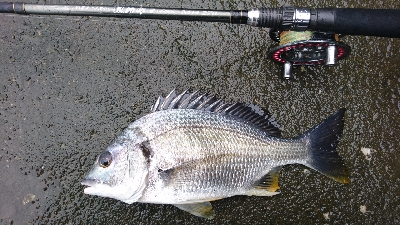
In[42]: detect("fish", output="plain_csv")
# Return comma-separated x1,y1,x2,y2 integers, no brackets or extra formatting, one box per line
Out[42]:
81,90,350,219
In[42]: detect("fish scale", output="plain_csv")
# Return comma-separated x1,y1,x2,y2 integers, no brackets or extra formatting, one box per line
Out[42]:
140,117,308,203
82,90,350,219
136,110,280,145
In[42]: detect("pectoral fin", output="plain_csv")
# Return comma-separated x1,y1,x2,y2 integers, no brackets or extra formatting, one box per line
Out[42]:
174,202,215,219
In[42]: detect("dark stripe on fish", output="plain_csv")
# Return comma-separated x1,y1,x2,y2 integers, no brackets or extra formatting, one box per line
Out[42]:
140,141,152,165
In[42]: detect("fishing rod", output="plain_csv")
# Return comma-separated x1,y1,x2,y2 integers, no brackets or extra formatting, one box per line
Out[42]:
1,2,400,78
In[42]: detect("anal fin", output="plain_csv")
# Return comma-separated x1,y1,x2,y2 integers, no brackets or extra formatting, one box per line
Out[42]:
174,202,215,219
246,166,282,196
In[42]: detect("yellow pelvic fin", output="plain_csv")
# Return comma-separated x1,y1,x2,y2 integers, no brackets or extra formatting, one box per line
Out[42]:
173,202,215,219
252,166,282,194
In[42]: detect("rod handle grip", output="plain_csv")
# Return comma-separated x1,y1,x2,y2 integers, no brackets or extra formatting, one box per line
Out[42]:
0,2,25,14
0,2,13,13
311,8,400,38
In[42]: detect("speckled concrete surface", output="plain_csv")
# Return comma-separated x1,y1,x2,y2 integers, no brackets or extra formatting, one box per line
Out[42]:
0,0,399,224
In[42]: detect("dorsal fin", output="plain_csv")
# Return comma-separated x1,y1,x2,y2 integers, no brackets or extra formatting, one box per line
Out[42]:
152,90,281,137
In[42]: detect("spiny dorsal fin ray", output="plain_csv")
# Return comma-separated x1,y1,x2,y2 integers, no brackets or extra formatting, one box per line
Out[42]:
178,90,199,109
187,94,206,109
168,89,188,109
152,90,281,137
151,96,163,113
160,89,177,110
196,95,216,110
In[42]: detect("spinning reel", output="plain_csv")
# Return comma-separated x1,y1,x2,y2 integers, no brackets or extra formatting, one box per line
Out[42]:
269,30,350,79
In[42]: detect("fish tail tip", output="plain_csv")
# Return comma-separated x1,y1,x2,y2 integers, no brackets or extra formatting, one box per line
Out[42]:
302,108,350,184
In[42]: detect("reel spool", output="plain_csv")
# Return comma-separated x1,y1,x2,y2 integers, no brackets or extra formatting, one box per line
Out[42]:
269,30,351,79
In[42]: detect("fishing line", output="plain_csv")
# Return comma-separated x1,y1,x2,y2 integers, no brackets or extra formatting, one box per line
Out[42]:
279,31,314,46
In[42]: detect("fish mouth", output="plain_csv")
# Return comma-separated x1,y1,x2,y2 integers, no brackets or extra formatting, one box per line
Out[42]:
81,178,97,187
81,178,102,194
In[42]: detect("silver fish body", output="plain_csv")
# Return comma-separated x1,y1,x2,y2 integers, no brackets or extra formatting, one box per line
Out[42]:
82,90,350,219
133,109,305,202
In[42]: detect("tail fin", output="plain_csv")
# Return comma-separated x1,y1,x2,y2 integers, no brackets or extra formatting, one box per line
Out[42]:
300,108,350,184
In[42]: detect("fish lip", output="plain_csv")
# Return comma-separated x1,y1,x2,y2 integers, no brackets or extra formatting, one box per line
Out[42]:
81,178,98,187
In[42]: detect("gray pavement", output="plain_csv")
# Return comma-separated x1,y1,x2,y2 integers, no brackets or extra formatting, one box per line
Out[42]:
0,0,399,224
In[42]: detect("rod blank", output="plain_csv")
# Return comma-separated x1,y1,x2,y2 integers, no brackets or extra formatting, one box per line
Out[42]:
1,2,244,23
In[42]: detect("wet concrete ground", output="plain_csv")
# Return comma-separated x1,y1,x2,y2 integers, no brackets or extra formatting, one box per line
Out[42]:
0,0,399,224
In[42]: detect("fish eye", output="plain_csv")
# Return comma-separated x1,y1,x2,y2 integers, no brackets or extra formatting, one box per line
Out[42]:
98,151,112,168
